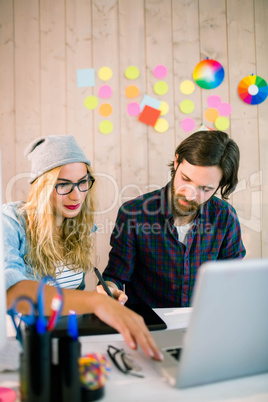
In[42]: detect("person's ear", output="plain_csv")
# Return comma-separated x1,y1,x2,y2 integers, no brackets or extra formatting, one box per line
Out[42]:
174,154,179,170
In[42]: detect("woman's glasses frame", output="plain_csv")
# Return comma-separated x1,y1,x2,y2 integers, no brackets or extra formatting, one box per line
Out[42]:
55,173,95,195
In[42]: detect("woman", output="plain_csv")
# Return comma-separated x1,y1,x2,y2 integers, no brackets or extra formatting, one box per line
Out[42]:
4,135,162,360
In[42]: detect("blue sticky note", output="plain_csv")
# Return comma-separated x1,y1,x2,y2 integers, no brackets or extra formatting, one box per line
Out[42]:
140,95,161,112
77,68,95,87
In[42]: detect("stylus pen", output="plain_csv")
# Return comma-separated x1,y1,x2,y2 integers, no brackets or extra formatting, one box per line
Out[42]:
94,267,115,299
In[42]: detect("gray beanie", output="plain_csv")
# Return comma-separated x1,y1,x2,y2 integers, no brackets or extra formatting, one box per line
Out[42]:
24,135,91,184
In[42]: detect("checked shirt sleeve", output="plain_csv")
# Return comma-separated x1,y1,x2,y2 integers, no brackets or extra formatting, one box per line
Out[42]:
218,206,246,259
103,205,137,290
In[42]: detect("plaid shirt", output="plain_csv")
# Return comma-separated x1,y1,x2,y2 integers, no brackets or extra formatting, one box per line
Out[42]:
103,183,246,307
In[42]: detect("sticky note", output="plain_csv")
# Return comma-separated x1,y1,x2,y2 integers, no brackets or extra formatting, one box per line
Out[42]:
207,95,221,108
98,85,113,99
139,105,161,126
98,66,113,81
215,116,229,131
153,65,168,79
179,99,195,114
217,102,232,116
125,85,140,99
205,108,219,122
140,95,161,112
154,81,168,95
125,66,140,80
154,118,169,133
77,69,95,87
99,120,113,134
84,96,98,109
99,103,113,117
127,102,141,117
180,80,195,95
180,118,196,132
159,101,169,116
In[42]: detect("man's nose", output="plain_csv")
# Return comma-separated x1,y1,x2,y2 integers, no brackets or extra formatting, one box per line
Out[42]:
183,185,198,201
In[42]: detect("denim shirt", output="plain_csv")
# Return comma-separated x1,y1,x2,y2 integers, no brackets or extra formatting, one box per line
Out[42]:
3,202,95,291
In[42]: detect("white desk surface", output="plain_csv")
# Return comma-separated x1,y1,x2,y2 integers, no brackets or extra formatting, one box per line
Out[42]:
1,308,268,402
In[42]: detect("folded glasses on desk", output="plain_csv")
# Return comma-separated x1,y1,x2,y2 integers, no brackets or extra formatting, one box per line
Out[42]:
107,345,144,378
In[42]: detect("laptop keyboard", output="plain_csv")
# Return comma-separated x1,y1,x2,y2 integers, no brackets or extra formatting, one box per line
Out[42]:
165,347,182,361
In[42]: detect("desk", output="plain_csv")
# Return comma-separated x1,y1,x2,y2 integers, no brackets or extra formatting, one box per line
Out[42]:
1,308,268,402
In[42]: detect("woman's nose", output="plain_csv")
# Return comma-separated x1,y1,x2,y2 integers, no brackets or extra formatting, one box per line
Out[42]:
68,185,80,200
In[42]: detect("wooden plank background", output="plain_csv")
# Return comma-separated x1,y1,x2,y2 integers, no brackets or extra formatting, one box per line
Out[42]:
0,0,267,290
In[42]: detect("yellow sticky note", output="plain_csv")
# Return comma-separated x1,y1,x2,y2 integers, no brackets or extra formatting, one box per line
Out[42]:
215,116,229,131
154,118,169,133
159,101,169,116
98,67,113,81
154,81,168,95
180,80,195,95
99,120,113,134
179,100,195,114
125,66,140,80
84,96,98,110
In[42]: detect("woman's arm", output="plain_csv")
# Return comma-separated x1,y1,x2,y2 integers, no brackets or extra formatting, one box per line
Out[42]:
7,280,163,361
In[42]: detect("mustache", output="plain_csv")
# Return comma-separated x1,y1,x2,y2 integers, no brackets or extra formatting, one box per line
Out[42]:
174,194,199,208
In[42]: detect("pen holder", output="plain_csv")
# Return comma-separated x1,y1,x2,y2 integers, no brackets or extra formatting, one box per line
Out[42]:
58,337,82,402
20,328,52,402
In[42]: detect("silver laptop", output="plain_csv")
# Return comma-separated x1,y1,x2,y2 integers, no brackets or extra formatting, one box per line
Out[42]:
152,258,268,388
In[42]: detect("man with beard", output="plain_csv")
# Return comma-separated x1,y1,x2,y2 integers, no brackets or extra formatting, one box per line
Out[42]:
98,130,246,307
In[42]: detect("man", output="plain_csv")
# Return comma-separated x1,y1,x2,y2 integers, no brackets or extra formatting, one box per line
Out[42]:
99,130,246,307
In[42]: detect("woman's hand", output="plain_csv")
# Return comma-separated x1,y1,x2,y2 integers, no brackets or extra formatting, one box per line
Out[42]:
92,292,163,362
7,281,163,361
96,284,128,305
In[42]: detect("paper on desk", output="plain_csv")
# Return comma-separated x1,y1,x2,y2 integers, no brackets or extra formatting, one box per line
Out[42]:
0,339,21,372
155,307,192,330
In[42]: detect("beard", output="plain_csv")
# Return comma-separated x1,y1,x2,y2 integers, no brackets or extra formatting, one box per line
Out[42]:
171,178,199,217
172,192,199,216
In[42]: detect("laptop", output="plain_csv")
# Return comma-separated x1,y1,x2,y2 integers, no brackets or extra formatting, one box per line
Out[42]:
53,302,167,337
152,258,268,388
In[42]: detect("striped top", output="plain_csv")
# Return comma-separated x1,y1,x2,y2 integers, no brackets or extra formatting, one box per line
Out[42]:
103,182,246,308
54,264,84,289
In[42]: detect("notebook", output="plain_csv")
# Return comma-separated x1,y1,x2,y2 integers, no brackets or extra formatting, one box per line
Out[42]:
152,258,268,388
52,302,167,337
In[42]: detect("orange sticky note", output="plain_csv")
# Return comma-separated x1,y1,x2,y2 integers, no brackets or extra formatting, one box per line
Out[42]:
138,105,161,126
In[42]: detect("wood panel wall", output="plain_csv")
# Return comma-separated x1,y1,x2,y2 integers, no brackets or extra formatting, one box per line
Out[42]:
0,0,267,290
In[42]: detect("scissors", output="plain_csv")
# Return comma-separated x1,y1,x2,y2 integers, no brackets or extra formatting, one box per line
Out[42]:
8,275,63,345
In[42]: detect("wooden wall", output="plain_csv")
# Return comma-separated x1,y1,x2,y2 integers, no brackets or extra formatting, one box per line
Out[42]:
0,0,267,290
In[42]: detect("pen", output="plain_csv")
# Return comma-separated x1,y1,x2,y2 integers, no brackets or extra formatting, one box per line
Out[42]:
67,310,78,340
94,267,114,299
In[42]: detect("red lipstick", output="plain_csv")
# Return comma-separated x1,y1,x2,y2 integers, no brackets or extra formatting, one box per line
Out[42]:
64,204,81,210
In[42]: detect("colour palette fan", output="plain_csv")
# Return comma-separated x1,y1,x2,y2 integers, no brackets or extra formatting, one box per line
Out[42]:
193,59,225,89
238,75,268,105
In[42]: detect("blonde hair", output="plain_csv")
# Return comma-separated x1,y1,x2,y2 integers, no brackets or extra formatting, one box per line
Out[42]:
21,165,96,278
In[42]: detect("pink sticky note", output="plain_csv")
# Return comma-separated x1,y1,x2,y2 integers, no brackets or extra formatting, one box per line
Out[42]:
180,118,196,133
98,85,113,99
127,102,141,117
207,95,221,108
217,102,232,116
153,65,168,79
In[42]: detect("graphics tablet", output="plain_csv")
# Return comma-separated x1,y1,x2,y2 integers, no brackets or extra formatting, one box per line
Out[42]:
52,302,167,337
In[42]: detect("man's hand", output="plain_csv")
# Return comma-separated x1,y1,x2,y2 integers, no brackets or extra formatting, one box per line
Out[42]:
96,284,128,305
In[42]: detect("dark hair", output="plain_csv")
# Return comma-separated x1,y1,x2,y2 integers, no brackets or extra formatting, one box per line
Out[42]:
169,130,240,200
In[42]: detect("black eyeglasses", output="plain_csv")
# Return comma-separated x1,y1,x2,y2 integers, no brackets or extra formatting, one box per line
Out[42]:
55,174,95,195
107,345,144,378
